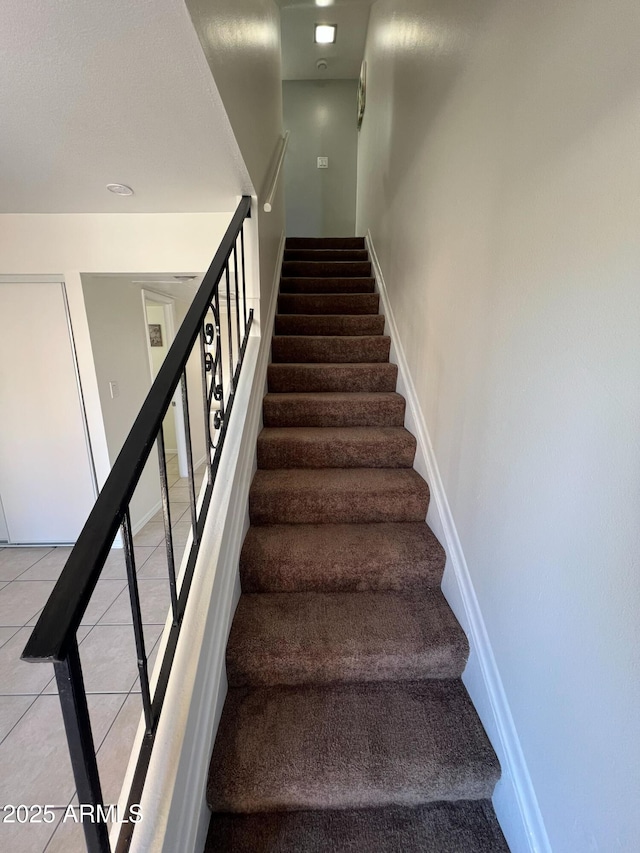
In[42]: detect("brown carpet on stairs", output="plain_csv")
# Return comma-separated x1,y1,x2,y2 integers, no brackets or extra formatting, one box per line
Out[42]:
206,236,509,852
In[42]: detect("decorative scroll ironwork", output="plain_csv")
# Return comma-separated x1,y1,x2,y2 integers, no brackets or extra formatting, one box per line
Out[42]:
21,196,253,853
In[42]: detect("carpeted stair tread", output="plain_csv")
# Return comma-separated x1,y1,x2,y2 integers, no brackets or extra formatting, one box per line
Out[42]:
274,314,385,336
263,391,405,427
207,679,500,812
286,236,365,250
226,590,468,686
283,261,372,278
284,249,369,262
278,292,380,315
280,277,375,294
267,363,398,393
249,468,429,525
257,427,416,469
240,522,446,592
272,335,390,364
206,800,509,852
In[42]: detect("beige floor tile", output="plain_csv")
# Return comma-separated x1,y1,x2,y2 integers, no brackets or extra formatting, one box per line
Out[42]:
0,548,53,580
0,694,125,808
80,581,128,626
0,581,56,627
0,626,18,648
0,628,57,696
132,522,166,548
0,695,36,743
17,548,73,581
0,808,62,853
99,580,172,626
136,545,169,579
168,484,191,502
96,695,144,807
42,809,86,853
79,625,162,694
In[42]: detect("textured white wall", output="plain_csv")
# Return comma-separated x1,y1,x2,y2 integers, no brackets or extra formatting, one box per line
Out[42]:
186,0,285,328
357,1,640,850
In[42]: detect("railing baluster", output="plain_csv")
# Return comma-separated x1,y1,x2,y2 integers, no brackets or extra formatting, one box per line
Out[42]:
180,369,199,547
121,510,154,734
233,242,241,361
214,286,225,426
54,640,110,853
157,427,179,626
240,225,247,329
199,328,213,484
225,262,234,390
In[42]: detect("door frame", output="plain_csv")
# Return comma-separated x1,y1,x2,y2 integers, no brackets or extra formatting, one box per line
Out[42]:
141,289,188,478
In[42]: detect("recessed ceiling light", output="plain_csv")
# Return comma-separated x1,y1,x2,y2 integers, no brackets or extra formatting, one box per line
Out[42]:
106,183,134,196
315,24,336,44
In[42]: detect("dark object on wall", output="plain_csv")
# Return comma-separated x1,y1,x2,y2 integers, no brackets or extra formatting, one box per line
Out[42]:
358,61,366,130
148,323,163,347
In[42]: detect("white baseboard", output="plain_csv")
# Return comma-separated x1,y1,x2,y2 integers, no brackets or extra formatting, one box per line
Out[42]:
131,499,162,537
366,231,551,853
127,230,285,853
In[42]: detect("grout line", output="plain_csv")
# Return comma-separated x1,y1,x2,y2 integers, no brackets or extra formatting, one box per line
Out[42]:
0,694,38,747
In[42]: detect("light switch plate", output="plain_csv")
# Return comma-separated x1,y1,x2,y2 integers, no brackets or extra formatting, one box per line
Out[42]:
317,157,329,169
109,381,119,399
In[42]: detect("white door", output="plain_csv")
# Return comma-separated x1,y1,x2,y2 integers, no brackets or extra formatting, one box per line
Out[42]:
0,282,96,543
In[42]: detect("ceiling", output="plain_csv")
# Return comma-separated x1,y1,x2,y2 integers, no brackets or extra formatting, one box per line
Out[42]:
279,0,374,80
0,0,252,213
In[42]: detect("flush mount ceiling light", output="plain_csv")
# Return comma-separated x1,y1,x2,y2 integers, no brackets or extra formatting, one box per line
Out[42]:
106,183,134,196
314,24,337,44
173,275,197,281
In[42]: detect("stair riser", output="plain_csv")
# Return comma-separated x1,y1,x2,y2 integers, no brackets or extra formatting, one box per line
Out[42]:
286,237,365,250
284,250,369,262
278,293,380,315
228,651,466,687
272,336,390,364
207,802,510,853
240,523,446,594
257,433,416,469
263,396,405,428
240,524,446,593
267,364,398,394
274,315,385,336
280,278,375,294
282,261,372,278
249,487,429,525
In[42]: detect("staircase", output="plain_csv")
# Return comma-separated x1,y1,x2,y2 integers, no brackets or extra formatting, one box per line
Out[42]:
205,237,508,851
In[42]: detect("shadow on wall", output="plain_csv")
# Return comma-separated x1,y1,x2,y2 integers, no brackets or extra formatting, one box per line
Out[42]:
283,80,359,237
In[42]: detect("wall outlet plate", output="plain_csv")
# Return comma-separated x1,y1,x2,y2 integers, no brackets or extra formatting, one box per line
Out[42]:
317,156,329,169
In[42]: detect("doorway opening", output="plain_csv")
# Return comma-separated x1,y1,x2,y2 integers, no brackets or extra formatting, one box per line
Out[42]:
142,291,189,479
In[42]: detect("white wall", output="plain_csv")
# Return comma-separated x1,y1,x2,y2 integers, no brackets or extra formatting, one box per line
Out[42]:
357,1,640,851
185,0,286,329
283,80,359,237
0,211,233,493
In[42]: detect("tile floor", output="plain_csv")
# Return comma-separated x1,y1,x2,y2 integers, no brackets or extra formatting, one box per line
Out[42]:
0,455,204,852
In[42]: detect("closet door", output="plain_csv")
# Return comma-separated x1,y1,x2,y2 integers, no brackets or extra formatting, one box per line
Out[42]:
0,281,96,543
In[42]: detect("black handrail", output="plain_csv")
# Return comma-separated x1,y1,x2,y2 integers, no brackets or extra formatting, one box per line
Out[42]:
23,195,251,663
21,195,254,853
